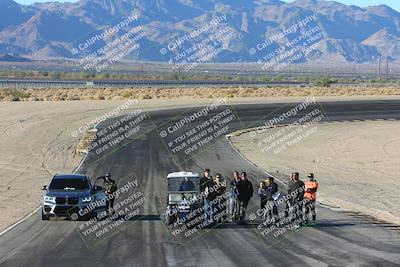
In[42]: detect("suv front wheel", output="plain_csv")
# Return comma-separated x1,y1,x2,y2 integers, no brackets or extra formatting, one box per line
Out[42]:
42,210,49,220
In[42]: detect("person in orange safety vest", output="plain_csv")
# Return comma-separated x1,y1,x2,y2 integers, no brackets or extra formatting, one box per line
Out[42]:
304,173,318,224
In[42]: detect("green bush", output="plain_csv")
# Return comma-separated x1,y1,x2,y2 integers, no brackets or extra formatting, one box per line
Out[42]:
80,72,96,79
51,72,61,79
315,76,337,87
272,75,284,82
41,71,49,77
14,91,30,98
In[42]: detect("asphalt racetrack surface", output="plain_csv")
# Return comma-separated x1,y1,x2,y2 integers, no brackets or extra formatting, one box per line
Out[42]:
1,99,400,267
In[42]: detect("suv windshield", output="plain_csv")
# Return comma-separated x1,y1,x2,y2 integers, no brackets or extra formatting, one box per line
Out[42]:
49,178,89,190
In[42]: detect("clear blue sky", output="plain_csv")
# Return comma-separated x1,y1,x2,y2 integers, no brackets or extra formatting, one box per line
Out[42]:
14,0,400,12
16,0,78,3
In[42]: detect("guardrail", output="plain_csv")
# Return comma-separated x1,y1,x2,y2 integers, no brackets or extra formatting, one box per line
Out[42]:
0,79,86,88
1,78,395,89
0,79,308,88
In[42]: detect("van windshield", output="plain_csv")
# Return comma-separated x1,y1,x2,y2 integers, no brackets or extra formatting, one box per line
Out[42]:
49,178,90,190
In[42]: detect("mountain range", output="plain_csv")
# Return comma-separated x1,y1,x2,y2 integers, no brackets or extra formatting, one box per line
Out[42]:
0,0,399,65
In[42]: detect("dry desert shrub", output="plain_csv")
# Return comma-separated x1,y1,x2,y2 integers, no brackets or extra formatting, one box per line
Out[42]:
0,86,399,101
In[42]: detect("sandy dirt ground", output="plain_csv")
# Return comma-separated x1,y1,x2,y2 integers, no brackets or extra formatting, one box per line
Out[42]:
0,96,399,232
230,121,400,225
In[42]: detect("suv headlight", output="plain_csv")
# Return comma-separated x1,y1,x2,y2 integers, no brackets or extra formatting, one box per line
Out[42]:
81,196,92,203
44,196,55,203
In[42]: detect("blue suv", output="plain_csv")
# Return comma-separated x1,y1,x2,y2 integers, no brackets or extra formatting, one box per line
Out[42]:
41,174,106,220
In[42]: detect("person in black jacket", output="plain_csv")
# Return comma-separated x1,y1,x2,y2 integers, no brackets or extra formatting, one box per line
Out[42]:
199,168,215,225
199,169,212,194
98,173,117,215
236,172,253,224
287,172,304,228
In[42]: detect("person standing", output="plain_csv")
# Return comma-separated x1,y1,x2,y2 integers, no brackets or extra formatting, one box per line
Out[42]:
200,168,212,201
304,173,318,224
236,172,253,224
266,177,279,224
200,168,215,225
229,171,241,222
288,172,305,228
102,173,117,215
285,173,295,220
214,173,227,222
257,181,268,222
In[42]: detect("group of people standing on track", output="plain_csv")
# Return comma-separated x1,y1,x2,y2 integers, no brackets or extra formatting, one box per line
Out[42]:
199,169,253,226
199,168,319,227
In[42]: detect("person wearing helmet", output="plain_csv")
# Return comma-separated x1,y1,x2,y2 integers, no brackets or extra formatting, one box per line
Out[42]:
304,173,318,224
